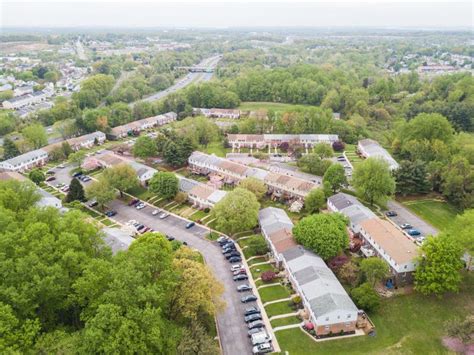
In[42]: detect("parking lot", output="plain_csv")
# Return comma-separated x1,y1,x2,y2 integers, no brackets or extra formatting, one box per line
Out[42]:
386,200,439,238
107,200,259,355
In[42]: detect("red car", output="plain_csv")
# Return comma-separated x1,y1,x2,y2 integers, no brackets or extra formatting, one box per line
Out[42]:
128,198,139,206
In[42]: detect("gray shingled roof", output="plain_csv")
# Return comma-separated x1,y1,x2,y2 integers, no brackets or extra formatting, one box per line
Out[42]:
327,192,359,211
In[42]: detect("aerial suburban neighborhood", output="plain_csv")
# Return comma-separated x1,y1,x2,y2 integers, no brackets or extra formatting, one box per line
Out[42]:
0,1,472,354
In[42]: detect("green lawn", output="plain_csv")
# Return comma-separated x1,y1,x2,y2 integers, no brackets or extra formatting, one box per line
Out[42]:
199,141,231,157
250,263,275,279
402,199,459,231
247,256,266,266
265,300,294,318
276,272,474,355
344,144,364,168
189,210,209,222
270,316,301,328
127,185,152,200
259,284,291,303
239,101,310,112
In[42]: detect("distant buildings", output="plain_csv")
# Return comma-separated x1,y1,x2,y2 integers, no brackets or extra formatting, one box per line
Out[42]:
107,112,177,140
193,108,241,119
189,151,318,201
227,134,339,153
357,139,399,171
258,207,362,337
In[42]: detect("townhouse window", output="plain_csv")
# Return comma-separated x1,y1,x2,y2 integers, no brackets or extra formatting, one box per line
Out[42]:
345,322,351,327
324,325,330,330
347,314,351,319
325,317,329,321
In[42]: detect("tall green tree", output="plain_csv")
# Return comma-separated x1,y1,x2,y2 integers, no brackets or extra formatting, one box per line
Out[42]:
22,124,48,149
360,258,389,286
239,177,267,200
3,137,20,159
66,177,86,203
212,188,260,235
304,188,326,213
352,157,396,205
323,164,347,193
86,179,116,209
351,282,381,312
293,213,349,260
441,156,474,209
102,164,139,198
394,160,431,196
133,136,158,158
28,169,45,185
414,235,464,296
443,209,474,269
148,172,179,200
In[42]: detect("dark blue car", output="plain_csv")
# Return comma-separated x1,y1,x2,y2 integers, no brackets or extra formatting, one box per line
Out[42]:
407,229,421,236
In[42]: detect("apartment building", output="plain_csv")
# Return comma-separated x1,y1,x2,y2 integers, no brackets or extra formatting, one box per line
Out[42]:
258,207,361,337
188,151,317,201
193,108,241,119
107,112,177,140
357,139,399,171
0,149,49,172
227,134,339,151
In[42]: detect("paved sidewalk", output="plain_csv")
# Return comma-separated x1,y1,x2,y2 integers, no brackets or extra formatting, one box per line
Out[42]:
273,323,302,332
257,282,280,290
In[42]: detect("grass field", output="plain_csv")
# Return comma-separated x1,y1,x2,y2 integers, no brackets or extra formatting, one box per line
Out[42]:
270,316,301,328
402,199,459,231
259,284,292,303
250,263,275,279
239,101,311,112
199,141,231,157
344,144,364,169
265,300,294,318
275,272,474,355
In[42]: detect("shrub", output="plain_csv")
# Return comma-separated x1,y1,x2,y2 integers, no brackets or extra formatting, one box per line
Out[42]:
332,140,345,152
261,270,276,282
351,282,381,312
328,254,349,271
203,207,210,213
291,295,302,305
174,191,188,204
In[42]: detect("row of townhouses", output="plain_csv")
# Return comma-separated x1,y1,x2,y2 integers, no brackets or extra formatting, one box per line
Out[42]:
193,108,241,119
188,151,318,201
357,139,399,171
0,131,106,172
227,134,339,152
258,207,365,337
327,193,418,286
82,151,157,184
107,112,177,140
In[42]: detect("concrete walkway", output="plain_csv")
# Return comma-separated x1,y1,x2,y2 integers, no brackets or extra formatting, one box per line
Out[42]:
249,261,271,268
273,323,303,332
247,255,265,262
257,282,281,290
263,297,292,307
269,312,299,321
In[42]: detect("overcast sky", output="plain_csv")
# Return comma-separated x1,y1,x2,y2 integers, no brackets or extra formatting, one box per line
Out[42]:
1,1,473,29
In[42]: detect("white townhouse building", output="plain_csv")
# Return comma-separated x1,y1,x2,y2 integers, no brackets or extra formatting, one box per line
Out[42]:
357,139,399,171
0,149,48,172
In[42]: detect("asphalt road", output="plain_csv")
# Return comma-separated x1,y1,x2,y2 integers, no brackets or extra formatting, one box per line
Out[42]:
108,200,255,355
386,200,439,237
136,54,221,105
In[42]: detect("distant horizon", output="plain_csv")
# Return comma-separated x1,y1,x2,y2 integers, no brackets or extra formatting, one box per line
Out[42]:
2,2,473,29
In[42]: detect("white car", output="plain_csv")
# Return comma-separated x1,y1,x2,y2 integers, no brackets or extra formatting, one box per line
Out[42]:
159,212,169,219
231,264,244,272
251,331,272,346
152,209,160,216
252,342,272,354
136,203,146,210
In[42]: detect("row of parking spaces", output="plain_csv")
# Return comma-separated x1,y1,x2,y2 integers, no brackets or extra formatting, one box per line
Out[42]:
385,208,428,245
216,236,274,354
332,154,353,177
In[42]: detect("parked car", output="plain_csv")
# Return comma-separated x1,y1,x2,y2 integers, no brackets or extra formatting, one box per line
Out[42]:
152,209,160,216
222,247,235,254
136,202,146,210
81,176,91,182
166,235,175,241
57,164,65,169
128,199,139,206
386,211,398,217
407,229,421,236
88,200,98,207
244,307,260,316
72,171,83,178
136,224,145,231
245,313,262,323
237,284,252,292
222,241,235,248
233,274,248,281
228,256,242,263
185,222,195,229
248,328,265,337
46,170,55,175
217,236,229,244
251,331,272,346
56,182,64,188
231,264,243,272
61,185,69,192
105,210,117,217
45,176,56,182
241,294,257,303
252,342,272,354
225,251,241,259
233,269,247,276
400,223,412,229
248,320,265,330
159,212,169,219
